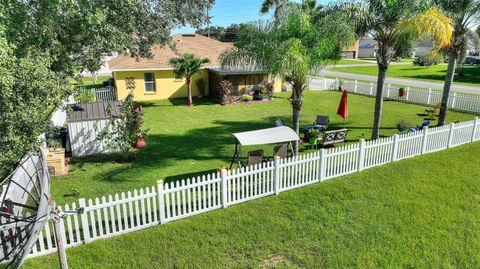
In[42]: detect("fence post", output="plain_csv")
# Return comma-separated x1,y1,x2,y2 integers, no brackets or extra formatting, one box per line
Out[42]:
386,83,391,98
221,169,229,208
472,117,479,142
317,149,326,182
354,80,358,93
323,77,327,90
273,156,281,194
447,123,455,148
78,198,90,243
157,180,165,224
406,87,410,101
357,139,366,171
451,92,457,108
391,134,399,162
427,88,432,105
421,127,429,154
369,82,373,96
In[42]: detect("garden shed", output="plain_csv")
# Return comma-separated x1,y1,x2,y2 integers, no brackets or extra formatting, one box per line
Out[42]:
67,101,122,157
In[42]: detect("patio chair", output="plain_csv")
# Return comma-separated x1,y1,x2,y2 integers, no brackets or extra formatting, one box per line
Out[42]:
273,144,288,159
248,150,264,167
410,120,430,132
424,103,441,117
313,115,330,129
274,118,284,127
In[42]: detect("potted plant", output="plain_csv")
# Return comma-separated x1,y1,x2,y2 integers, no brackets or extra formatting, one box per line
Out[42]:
397,120,408,133
398,87,406,97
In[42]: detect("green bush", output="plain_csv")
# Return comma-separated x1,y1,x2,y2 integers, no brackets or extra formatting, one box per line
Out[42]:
413,54,443,67
75,89,95,103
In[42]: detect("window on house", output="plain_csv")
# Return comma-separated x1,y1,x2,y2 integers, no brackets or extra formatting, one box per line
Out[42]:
144,73,156,92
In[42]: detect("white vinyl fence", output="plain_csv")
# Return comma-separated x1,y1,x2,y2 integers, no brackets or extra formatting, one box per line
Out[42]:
82,87,117,102
28,117,480,259
309,77,480,114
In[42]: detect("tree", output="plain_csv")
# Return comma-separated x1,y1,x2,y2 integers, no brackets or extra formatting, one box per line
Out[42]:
434,0,480,126
327,1,452,139
0,0,213,175
222,5,355,153
169,54,210,106
196,24,246,42
260,0,289,17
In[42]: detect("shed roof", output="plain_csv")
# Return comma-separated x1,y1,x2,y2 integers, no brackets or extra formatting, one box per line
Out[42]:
232,126,300,146
68,101,122,123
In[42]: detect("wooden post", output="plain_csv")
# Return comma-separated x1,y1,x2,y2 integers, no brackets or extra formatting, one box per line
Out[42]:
51,202,69,269
221,169,229,208
406,87,410,101
318,149,326,182
157,180,165,224
386,83,391,98
421,127,429,154
391,134,399,161
273,156,281,194
78,198,90,243
354,80,358,93
369,82,373,96
357,139,366,171
447,123,455,148
472,117,479,142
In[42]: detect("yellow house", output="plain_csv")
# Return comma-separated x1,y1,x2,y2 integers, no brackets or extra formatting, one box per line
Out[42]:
108,34,282,102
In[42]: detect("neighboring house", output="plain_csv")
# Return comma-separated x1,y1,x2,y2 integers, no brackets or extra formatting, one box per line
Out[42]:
67,101,122,157
412,39,433,57
358,37,378,58
108,34,282,102
340,40,359,59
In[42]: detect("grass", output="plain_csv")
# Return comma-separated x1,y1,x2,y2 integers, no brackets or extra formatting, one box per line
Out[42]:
50,91,475,205
24,141,480,268
332,59,373,65
68,76,112,89
331,63,480,86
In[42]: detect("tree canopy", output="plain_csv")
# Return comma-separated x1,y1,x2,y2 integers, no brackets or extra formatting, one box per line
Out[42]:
0,0,213,176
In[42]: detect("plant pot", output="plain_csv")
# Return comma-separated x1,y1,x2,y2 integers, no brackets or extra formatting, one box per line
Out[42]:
132,137,147,149
309,137,318,145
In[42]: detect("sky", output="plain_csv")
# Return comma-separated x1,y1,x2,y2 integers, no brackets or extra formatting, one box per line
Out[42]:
173,0,332,34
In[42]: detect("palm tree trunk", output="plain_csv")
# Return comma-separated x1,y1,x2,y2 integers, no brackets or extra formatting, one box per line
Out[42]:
371,66,387,140
186,76,193,106
438,52,457,126
291,80,304,154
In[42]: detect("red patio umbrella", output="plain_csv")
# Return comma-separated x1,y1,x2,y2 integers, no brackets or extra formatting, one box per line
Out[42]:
337,90,349,128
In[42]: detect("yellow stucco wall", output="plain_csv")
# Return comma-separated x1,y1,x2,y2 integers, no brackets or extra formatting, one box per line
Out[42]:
113,69,283,101
113,69,209,101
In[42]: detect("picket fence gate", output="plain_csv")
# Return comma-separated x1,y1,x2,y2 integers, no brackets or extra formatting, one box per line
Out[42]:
27,117,480,259
309,77,480,114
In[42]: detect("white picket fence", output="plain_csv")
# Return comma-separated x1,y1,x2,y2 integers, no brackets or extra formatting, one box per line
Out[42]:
81,87,117,102
309,77,480,114
27,117,480,259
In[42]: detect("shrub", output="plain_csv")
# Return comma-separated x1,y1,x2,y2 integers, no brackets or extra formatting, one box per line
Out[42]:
75,89,95,103
413,54,443,66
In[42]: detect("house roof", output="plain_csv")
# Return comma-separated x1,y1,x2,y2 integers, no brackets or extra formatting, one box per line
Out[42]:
68,101,122,123
108,34,234,71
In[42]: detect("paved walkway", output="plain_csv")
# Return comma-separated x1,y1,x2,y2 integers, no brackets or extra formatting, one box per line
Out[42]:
321,66,479,95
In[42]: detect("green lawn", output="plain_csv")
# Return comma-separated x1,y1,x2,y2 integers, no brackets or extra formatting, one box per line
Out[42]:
24,141,480,268
51,91,475,205
332,59,373,65
331,63,480,86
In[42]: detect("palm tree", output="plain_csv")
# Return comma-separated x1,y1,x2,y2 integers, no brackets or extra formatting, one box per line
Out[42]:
260,0,289,17
327,1,452,139
223,6,356,153
434,0,480,126
169,53,210,106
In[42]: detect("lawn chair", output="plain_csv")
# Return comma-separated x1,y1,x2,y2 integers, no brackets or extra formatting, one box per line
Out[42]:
248,150,264,166
273,144,288,159
313,115,329,129
425,103,441,117
273,118,284,127
410,120,430,132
